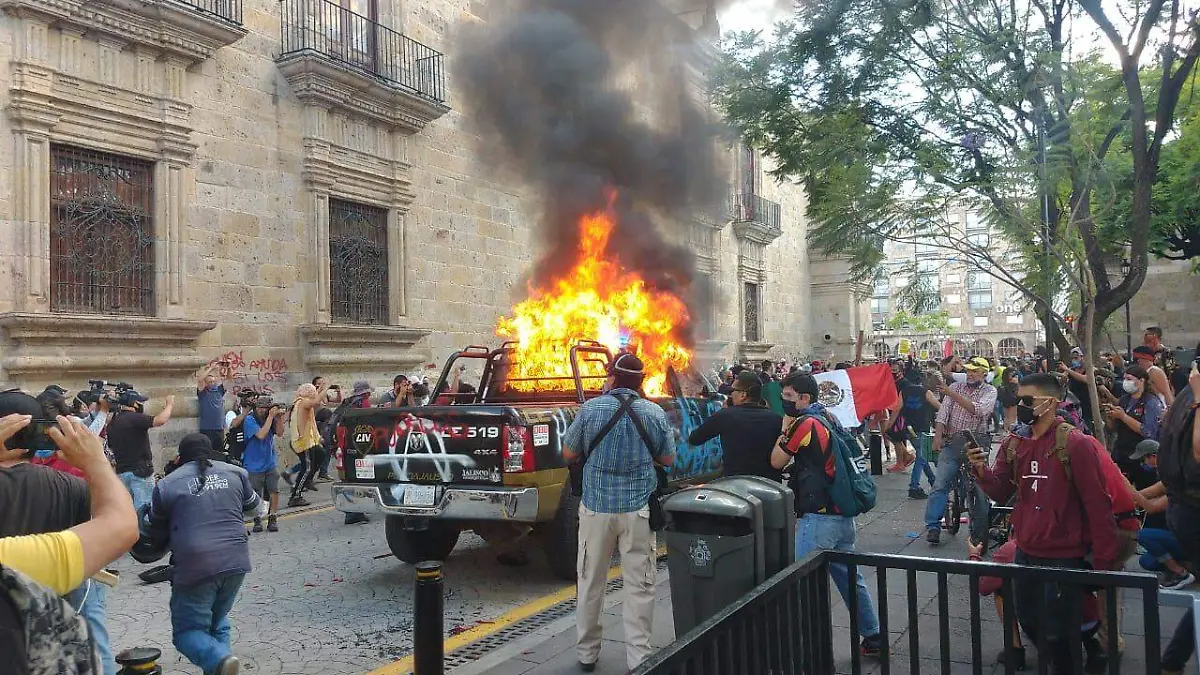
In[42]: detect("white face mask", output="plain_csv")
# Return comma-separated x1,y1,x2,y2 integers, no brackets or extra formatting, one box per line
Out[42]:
1122,379,1138,394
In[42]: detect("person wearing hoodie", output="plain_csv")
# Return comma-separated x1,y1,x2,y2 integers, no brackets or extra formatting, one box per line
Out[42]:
969,373,1120,674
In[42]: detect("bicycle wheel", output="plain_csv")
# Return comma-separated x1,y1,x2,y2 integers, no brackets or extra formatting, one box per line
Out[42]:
944,483,963,534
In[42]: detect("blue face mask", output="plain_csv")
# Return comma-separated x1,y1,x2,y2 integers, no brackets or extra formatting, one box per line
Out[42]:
1071,360,1083,369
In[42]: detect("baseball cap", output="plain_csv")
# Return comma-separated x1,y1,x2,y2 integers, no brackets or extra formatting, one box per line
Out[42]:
1130,439,1160,460
608,353,645,376
1071,347,1083,356
732,371,762,394
253,396,277,408
964,357,991,371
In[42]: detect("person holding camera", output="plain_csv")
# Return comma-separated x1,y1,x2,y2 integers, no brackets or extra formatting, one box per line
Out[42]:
106,389,174,512
241,397,284,532
378,375,415,408
969,373,1120,673
223,391,259,465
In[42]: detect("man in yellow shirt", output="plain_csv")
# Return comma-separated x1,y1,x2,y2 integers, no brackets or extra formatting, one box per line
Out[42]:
0,413,139,594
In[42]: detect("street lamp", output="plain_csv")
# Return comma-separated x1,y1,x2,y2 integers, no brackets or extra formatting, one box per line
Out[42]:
1121,257,1132,360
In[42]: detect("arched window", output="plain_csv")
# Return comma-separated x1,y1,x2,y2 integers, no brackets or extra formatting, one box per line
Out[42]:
998,337,1025,358
974,339,995,358
918,340,941,359
873,342,891,361
953,339,971,356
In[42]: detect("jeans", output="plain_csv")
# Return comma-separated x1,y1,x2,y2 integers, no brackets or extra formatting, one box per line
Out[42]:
923,436,991,544
170,573,245,674
1012,550,1092,673
66,579,115,675
909,434,935,490
796,513,880,638
1138,528,1185,572
119,472,154,512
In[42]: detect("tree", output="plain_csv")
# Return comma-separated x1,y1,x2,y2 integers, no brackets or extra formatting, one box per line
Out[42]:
885,309,953,334
714,0,1200,435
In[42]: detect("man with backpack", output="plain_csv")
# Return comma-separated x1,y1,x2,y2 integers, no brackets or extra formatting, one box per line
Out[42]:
968,373,1120,674
562,353,675,673
770,373,885,657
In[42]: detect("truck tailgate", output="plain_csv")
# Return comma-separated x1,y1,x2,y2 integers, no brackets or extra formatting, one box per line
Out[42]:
339,407,508,486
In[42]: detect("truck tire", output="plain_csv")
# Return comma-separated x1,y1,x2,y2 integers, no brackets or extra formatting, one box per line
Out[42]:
385,517,460,564
540,482,580,581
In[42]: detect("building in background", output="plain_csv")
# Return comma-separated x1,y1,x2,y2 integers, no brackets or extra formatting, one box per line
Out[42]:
0,0,859,462
866,208,1039,363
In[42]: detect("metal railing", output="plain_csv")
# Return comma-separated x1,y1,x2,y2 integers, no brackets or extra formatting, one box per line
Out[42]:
278,0,447,104
177,0,243,25
636,551,1164,675
729,193,782,232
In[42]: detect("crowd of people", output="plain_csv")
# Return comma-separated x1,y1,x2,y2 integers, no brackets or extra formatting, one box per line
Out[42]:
1,325,1199,674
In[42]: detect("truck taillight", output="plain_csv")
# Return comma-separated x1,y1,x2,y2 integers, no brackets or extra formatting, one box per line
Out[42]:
335,448,344,470
502,425,536,473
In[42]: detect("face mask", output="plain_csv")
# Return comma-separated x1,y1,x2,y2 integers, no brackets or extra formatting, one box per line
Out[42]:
782,400,802,417
1016,403,1038,425
1122,379,1138,394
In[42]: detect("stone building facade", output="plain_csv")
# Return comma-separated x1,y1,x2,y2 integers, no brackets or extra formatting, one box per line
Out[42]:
1125,259,1200,353
866,207,1040,362
0,0,859,461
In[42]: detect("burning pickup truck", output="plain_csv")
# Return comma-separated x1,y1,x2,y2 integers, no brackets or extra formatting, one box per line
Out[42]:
331,340,724,580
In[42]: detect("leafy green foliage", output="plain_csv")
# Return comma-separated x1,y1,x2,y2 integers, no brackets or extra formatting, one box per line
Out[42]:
885,309,952,334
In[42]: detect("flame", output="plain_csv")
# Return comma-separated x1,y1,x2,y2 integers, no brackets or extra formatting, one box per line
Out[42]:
496,193,692,397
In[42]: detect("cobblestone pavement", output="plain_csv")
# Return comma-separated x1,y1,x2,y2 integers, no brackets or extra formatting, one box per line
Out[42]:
106,499,570,675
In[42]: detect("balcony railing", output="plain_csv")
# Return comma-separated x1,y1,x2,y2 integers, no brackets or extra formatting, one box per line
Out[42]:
180,0,243,25
729,193,782,232
279,0,447,104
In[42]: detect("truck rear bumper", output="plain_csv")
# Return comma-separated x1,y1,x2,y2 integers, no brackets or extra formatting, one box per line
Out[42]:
332,483,540,521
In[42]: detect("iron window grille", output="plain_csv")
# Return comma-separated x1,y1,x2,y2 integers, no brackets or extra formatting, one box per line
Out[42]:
50,146,156,316
329,198,389,325
743,282,760,342
998,337,1026,357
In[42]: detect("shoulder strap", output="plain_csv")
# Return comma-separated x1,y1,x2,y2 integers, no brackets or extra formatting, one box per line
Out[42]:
586,394,638,456
1054,423,1075,483
623,400,660,458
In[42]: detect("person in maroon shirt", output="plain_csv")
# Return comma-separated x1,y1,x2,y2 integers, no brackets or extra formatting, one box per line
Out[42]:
968,373,1119,674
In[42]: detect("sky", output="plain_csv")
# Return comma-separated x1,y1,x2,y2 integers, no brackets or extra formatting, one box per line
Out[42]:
717,0,791,34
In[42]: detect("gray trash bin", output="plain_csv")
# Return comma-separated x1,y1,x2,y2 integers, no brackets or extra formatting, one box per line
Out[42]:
661,486,763,634
710,475,795,579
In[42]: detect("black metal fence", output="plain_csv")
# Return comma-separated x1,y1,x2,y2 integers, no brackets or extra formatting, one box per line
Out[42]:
636,551,1163,675
729,192,783,232
278,0,447,103
177,0,243,25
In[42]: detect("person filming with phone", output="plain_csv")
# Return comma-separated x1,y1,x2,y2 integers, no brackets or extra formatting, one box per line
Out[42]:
969,373,1120,673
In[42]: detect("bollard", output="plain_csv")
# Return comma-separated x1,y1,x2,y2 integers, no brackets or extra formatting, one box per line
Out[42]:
868,430,883,475
115,647,162,675
413,561,444,675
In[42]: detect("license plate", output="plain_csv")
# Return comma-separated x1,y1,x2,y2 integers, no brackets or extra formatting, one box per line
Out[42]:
402,485,437,507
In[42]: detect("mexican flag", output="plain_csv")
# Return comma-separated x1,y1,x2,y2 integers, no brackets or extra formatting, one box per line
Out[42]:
813,364,899,428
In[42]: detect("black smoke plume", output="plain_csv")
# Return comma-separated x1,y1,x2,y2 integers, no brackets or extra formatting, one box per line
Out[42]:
456,0,722,344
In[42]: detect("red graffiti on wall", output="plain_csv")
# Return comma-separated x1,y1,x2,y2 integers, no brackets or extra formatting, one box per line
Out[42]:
209,351,294,397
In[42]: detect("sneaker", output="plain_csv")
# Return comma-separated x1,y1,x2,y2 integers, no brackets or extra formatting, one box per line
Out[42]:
860,633,886,657
251,518,263,533
215,655,240,675
996,646,1027,671
1083,636,1107,674
926,528,941,545
344,512,369,525
266,515,279,533
315,474,333,483
1159,569,1196,590
908,488,928,500
305,483,319,492
887,463,905,473
287,496,311,508
577,661,596,672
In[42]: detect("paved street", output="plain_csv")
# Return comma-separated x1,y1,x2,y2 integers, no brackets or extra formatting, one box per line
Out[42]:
107,470,1195,675
105,490,569,675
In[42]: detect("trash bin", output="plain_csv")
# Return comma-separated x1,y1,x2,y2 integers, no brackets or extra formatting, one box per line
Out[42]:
661,486,763,634
711,475,795,579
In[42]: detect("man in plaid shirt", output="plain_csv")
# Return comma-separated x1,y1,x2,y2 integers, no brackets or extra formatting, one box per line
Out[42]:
562,353,675,673
924,356,997,545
